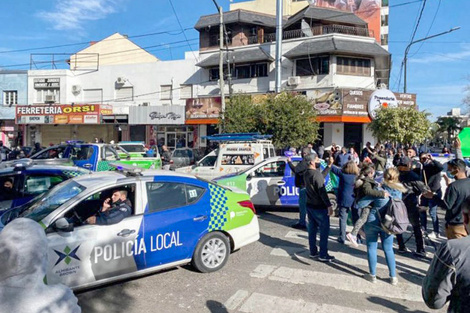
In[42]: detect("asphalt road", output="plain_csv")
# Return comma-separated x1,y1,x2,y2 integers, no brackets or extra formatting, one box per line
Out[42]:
77,208,447,313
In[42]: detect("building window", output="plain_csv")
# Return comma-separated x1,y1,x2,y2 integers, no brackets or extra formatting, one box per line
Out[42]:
3,90,18,106
337,57,371,76
381,34,389,46
235,65,251,79
115,87,134,102
295,57,330,76
382,0,389,7
35,89,59,103
160,85,172,100
381,15,389,26
83,89,103,103
179,85,192,99
232,63,268,79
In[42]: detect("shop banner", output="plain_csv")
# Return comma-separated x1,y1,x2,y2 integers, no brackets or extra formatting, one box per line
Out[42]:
395,93,417,108
342,89,372,117
185,97,222,120
309,89,342,116
15,104,112,124
129,106,185,125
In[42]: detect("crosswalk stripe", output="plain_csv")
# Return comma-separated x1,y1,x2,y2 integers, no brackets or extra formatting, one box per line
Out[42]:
250,264,423,302
225,290,250,311
234,291,385,313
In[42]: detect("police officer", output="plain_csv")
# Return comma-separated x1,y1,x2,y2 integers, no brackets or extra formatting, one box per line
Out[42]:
86,190,132,225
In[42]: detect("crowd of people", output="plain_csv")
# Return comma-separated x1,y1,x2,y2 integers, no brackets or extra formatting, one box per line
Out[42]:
289,139,470,311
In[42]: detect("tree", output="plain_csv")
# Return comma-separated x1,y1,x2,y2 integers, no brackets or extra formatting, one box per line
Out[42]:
218,92,319,148
264,92,319,147
367,107,431,144
436,116,462,144
218,94,262,133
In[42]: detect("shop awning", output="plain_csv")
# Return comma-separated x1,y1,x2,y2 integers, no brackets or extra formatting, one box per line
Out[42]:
197,47,274,68
0,107,15,120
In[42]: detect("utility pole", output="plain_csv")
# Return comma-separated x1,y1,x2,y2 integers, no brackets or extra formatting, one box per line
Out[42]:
404,27,460,93
275,0,283,93
212,0,226,117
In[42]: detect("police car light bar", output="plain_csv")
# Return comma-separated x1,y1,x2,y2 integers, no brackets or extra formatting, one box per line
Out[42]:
109,162,143,176
66,140,85,144
203,133,273,142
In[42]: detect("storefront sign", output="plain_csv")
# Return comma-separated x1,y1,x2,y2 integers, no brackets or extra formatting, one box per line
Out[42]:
129,106,185,125
1,126,15,132
368,89,398,119
341,89,372,117
15,104,111,124
395,93,417,107
309,89,342,116
33,78,60,89
185,97,222,120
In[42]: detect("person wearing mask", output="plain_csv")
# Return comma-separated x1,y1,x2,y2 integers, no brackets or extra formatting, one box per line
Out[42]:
161,145,172,170
361,142,371,162
419,153,444,238
0,178,18,201
423,158,470,239
396,156,429,257
327,159,359,244
356,168,406,285
86,190,132,225
422,233,470,313
303,152,335,262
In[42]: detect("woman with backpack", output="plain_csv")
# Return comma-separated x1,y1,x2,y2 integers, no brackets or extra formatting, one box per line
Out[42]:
356,167,407,286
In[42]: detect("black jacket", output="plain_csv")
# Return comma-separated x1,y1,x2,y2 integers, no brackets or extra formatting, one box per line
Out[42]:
422,160,444,192
433,178,470,225
288,159,309,188
96,200,132,225
423,235,470,313
303,168,331,209
399,170,428,209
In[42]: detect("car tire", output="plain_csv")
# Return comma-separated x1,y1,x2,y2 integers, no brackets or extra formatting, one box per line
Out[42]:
192,232,230,273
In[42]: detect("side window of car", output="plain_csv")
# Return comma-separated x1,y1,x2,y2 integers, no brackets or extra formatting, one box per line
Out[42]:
185,185,205,205
23,175,65,196
254,161,286,178
199,155,217,167
146,182,189,213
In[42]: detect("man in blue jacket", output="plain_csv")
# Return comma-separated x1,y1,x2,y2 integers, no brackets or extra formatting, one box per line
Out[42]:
86,190,132,225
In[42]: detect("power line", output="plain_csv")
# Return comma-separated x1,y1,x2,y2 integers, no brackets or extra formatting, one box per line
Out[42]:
168,0,199,61
408,0,441,58
409,0,427,44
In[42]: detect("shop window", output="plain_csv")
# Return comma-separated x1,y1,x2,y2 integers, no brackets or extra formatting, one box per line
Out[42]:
295,57,330,76
3,91,17,106
337,57,371,76
160,85,172,100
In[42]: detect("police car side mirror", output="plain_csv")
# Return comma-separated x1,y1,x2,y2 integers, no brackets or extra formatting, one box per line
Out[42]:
54,217,74,232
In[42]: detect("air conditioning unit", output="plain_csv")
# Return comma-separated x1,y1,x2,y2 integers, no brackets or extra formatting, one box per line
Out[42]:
71,85,81,93
142,102,150,106
287,76,301,86
116,77,126,84
44,95,56,103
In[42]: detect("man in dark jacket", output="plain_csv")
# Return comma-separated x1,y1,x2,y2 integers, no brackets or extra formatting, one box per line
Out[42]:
303,153,335,262
334,147,350,167
423,158,470,239
396,156,429,257
419,153,444,238
288,147,312,229
422,235,470,312
161,145,172,170
86,190,132,225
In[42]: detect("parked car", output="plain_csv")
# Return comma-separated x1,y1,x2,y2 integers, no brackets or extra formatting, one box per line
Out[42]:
170,148,196,170
0,166,259,290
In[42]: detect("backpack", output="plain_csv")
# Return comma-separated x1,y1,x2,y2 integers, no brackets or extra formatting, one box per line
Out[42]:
378,197,410,235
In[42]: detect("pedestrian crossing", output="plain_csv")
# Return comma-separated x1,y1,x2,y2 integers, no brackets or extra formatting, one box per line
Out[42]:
222,217,440,313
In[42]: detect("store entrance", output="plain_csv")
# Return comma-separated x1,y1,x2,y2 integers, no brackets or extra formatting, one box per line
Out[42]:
343,123,363,154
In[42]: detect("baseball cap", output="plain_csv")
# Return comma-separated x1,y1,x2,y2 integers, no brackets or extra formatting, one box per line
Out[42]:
397,156,412,167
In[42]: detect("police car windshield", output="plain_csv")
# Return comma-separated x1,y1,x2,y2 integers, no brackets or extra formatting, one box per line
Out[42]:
19,180,85,222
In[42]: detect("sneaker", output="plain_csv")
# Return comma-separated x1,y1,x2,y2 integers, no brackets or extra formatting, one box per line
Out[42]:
346,233,359,247
363,274,377,283
413,250,428,258
309,253,319,259
427,231,438,239
318,255,335,263
291,223,307,230
337,238,345,244
389,277,398,286
397,247,411,254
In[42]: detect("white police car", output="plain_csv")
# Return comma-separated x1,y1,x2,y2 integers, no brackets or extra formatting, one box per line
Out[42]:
1,167,259,290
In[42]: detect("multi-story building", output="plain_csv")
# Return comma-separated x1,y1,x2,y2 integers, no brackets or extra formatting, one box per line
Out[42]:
0,70,28,147
191,4,395,149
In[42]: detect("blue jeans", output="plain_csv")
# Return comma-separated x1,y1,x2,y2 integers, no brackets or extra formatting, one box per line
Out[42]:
338,206,351,242
364,222,396,277
307,207,330,257
298,188,307,226
420,189,441,233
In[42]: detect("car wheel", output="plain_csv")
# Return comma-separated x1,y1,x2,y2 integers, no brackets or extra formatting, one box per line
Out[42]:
192,232,230,273
328,193,338,217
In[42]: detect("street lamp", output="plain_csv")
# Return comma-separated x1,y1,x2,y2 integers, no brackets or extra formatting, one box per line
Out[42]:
403,27,460,93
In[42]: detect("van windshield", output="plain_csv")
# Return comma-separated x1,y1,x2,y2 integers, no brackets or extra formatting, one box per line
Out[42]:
199,155,217,167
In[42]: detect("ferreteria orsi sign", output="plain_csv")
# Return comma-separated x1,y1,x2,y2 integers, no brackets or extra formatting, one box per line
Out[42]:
16,105,98,115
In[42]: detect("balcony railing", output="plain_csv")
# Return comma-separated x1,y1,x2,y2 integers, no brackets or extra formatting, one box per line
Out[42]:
248,24,374,44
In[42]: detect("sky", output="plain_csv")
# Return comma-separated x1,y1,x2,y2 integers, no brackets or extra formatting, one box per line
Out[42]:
0,0,468,119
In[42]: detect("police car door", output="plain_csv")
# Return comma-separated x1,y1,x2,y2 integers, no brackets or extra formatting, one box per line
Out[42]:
142,177,209,268
72,145,99,171
45,183,143,289
247,160,288,206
